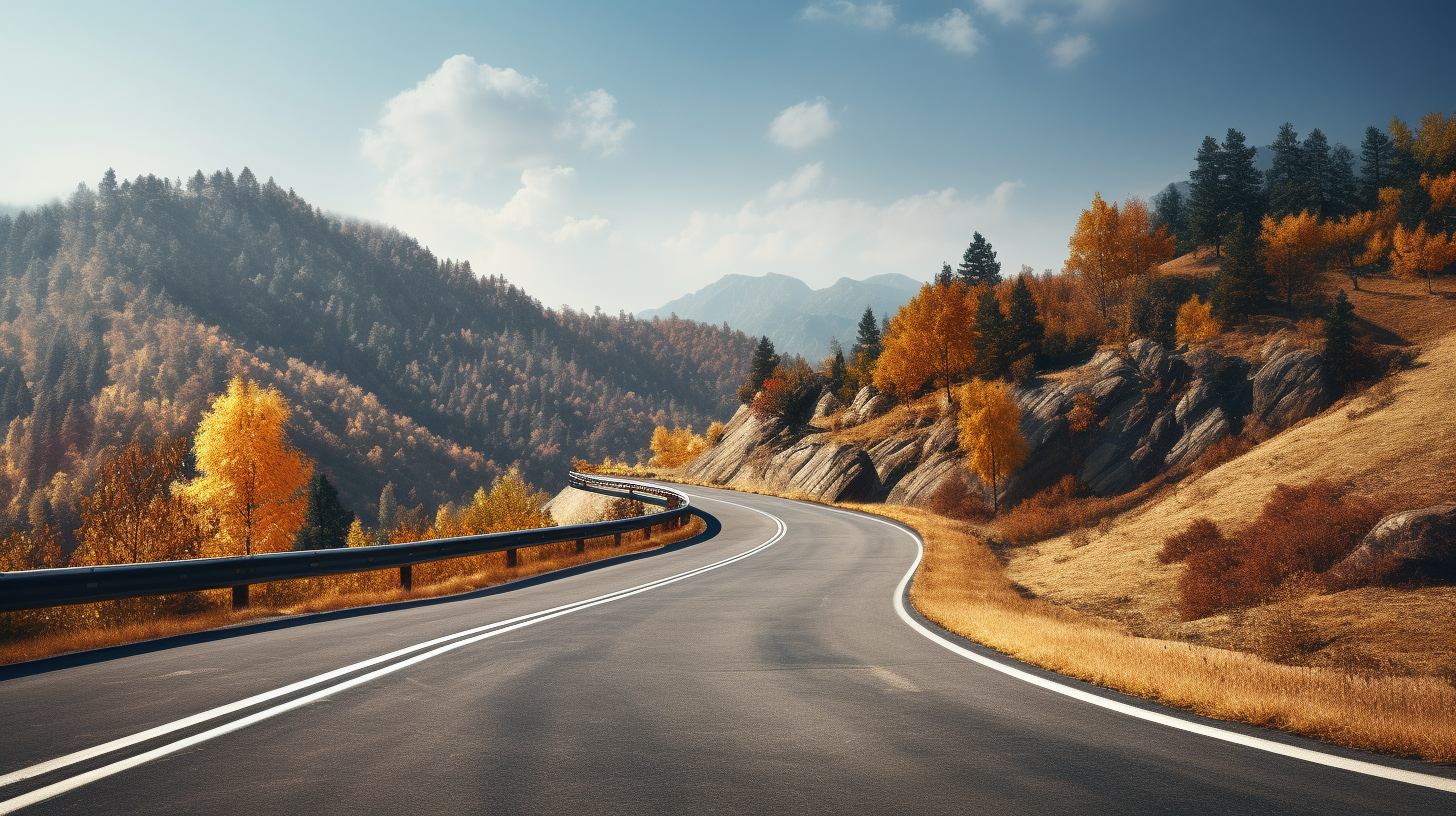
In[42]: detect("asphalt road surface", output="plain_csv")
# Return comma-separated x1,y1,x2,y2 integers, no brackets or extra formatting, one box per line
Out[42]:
1,484,1452,814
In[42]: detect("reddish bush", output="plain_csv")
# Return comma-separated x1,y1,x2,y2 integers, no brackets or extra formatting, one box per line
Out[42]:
928,473,990,522
1172,480,1386,620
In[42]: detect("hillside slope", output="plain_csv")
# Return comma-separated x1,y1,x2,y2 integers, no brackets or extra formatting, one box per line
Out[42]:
0,169,753,530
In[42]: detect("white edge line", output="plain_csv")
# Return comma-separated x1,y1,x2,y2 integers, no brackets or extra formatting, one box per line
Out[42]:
811,505,1456,794
0,500,786,813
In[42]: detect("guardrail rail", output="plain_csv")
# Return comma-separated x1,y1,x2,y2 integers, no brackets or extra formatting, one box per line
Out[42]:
0,472,692,613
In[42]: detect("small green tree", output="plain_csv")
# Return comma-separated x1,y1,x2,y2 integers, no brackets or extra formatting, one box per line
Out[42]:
972,289,1009,379
1323,289,1357,387
1210,216,1266,323
958,232,1002,287
739,335,781,403
377,481,398,545
1005,275,1044,365
294,472,356,551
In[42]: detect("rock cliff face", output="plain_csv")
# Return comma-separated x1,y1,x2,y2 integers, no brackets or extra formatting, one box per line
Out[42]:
684,337,1336,508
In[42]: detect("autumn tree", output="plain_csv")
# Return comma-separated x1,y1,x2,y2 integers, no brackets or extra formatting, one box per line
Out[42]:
185,377,311,555
1260,211,1326,307
1066,192,1122,317
74,435,213,565
958,232,1002,287
294,472,356,551
1391,222,1456,293
1115,196,1177,279
955,379,1028,516
1174,296,1221,346
649,425,708,468
874,282,976,402
457,468,554,534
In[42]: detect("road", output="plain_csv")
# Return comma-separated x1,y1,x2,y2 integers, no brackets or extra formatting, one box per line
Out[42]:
0,484,1451,814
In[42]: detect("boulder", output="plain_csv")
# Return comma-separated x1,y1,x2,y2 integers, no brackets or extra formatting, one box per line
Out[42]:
1329,505,1456,586
1252,346,1333,432
1162,407,1230,471
813,390,842,420
683,406,785,484
760,440,879,502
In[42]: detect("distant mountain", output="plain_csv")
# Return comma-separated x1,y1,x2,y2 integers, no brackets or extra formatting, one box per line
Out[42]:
638,272,923,361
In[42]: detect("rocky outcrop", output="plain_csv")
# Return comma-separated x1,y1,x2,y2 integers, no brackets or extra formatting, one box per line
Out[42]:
1252,340,1334,433
812,391,842,420
684,334,1343,509
1329,505,1456,586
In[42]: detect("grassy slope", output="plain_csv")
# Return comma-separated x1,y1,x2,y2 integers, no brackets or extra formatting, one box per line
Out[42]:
1004,275,1456,681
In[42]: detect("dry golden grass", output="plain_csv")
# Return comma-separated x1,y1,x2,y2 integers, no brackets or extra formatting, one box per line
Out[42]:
856,503,1456,762
826,393,945,445
1155,248,1222,278
0,517,705,667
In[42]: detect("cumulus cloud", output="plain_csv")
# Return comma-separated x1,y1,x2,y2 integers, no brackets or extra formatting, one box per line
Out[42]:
766,163,826,201
768,99,839,149
664,180,1024,277
909,9,981,55
799,1,896,29
362,54,634,180
1049,33,1092,66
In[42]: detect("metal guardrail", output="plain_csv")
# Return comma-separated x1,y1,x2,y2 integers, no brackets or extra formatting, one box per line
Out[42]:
0,473,692,613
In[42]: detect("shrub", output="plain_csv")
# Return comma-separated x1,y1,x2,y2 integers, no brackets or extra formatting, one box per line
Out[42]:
1175,295,1221,345
927,472,989,521
1173,480,1386,620
704,421,726,448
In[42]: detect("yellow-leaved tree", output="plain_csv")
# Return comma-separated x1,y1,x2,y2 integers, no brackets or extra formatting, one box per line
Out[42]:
874,281,976,403
1260,210,1325,307
1115,196,1178,280
1391,222,1456,293
649,426,709,469
186,377,311,555
457,468,554,535
74,436,214,565
1066,192,1123,318
955,379,1028,516
1174,296,1221,345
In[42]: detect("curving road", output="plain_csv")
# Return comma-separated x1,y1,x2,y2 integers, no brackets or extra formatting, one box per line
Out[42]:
0,484,1452,814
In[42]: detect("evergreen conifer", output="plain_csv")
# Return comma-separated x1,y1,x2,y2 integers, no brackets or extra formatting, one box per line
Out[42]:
958,232,1002,287
295,472,356,551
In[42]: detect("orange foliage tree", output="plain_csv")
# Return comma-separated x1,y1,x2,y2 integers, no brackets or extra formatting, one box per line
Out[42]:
185,377,311,555
955,379,1027,516
649,425,708,469
73,436,214,565
1174,296,1221,345
874,282,976,402
1391,222,1456,293
1259,211,1326,307
1066,193,1122,318
1115,197,1178,280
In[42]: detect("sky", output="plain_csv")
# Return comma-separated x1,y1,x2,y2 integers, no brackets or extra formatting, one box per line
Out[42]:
2,1,1452,314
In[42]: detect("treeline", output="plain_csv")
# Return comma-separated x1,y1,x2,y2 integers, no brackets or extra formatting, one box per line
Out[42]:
0,169,753,545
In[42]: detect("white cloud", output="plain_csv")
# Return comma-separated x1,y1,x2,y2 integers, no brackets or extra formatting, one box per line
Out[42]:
909,9,981,55
361,54,634,181
768,99,839,149
766,163,826,201
664,181,1024,277
800,1,896,29
1049,33,1092,67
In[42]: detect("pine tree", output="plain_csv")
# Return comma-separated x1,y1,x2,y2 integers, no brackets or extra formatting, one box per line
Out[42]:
936,262,956,288
740,335,780,403
1152,184,1190,253
1221,128,1265,226
1323,289,1356,387
1326,143,1359,219
827,338,847,396
377,481,398,544
1188,136,1226,255
1302,128,1333,217
1358,126,1393,210
958,232,1002,287
295,471,356,551
1005,276,1044,364
1267,123,1306,218
972,289,1009,379
1210,215,1266,323
850,307,881,364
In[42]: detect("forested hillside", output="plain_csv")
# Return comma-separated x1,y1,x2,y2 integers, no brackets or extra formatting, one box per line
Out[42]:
0,168,753,537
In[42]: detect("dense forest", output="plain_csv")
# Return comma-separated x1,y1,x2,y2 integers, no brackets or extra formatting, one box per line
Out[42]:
0,168,753,543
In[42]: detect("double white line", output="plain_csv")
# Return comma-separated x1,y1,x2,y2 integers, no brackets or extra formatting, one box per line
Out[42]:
0,498,786,814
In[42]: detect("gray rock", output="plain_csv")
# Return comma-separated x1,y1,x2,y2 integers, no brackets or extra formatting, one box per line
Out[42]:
1252,347,1333,432
813,391,842,419
1329,505,1456,586
1162,408,1230,471
761,439,879,502
860,393,893,422
684,406,785,484
886,453,967,506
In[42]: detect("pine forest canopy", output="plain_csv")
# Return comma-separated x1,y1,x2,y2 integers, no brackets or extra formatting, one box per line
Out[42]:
0,168,754,536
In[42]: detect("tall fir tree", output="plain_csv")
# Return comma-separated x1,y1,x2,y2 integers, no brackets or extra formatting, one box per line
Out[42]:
850,307,882,364
936,262,956,288
1323,289,1357,387
742,335,780,402
377,481,398,540
1209,215,1266,324
1188,136,1227,255
1302,128,1333,217
958,232,1002,287
1358,126,1393,210
972,290,1009,379
1267,123,1307,218
1005,276,1044,364
1220,128,1265,226
295,472,356,551
1152,184,1190,254
827,338,848,396
1326,143,1359,219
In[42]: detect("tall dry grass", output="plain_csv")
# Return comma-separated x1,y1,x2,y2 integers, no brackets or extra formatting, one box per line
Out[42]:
0,517,704,667
859,504,1456,762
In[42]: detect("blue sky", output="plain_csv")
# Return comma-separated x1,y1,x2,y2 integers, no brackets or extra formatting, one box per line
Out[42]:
2,1,1451,313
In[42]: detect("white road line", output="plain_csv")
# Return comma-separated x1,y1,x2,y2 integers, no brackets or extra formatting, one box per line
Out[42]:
816,504,1456,795
0,504,787,814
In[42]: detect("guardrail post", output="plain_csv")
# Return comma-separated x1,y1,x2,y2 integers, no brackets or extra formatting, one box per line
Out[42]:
613,533,621,547
575,538,585,554
507,549,518,568
232,584,249,610
400,565,412,591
